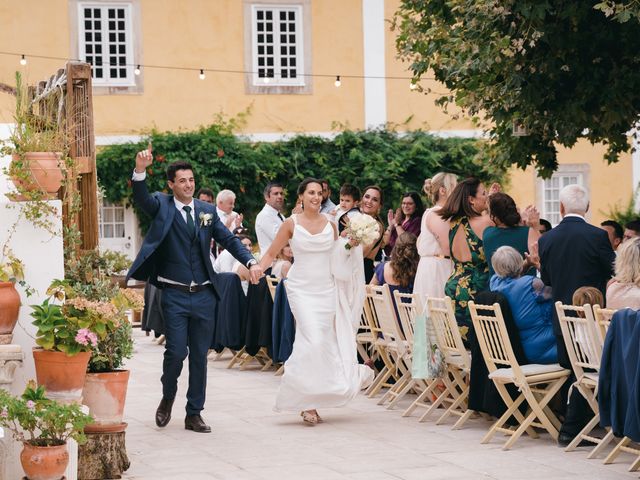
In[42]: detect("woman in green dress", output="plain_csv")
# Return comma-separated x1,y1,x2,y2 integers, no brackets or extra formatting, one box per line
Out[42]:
439,178,495,329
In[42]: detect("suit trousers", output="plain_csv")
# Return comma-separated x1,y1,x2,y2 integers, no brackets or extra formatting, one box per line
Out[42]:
160,286,217,415
556,334,592,437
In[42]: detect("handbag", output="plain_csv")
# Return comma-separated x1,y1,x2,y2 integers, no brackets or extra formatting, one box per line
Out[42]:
412,304,445,379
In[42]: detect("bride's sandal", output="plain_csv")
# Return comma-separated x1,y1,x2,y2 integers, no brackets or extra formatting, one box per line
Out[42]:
301,410,319,425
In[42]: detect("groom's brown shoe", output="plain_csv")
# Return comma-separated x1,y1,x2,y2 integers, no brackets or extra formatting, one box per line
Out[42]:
185,414,211,433
155,397,174,427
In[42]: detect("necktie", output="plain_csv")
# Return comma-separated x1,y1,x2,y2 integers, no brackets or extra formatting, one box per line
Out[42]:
277,212,284,222
183,205,195,238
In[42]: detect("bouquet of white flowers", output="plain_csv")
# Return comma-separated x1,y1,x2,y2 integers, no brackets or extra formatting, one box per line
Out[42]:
343,213,380,250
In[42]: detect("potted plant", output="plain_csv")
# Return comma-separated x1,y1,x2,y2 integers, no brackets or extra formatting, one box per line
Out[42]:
2,71,67,199
83,287,143,432
0,381,93,480
30,280,110,404
100,249,132,289
0,246,25,343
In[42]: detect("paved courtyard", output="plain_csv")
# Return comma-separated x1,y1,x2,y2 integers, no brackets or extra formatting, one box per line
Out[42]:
122,329,632,480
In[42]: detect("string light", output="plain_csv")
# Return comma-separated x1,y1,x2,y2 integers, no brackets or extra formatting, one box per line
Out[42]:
134,65,141,75
199,69,205,80
409,81,417,90
19,54,26,66
262,75,270,84
334,75,341,87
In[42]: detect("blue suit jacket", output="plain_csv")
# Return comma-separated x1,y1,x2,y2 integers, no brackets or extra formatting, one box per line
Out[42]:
538,216,615,335
127,180,254,296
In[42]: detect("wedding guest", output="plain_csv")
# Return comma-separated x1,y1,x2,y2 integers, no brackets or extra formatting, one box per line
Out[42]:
216,189,242,232
623,219,640,242
439,178,494,328
539,218,552,234
255,182,285,256
601,220,623,251
413,172,457,300
606,237,640,309
214,235,254,295
384,192,424,257
483,192,540,277
538,183,615,446
196,188,214,204
489,246,557,364
334,183,361,233
319,179,337,214
271,244,294,279
360,185,386,283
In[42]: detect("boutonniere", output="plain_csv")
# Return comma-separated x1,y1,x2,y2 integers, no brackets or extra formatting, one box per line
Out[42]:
199,212,213,227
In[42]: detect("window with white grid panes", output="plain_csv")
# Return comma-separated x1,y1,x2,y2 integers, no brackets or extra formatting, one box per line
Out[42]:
78,3,134,86
543,173,583,225
252,5,304,86
99,202,126,239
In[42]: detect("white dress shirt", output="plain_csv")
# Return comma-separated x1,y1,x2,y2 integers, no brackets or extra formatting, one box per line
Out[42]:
255,203,284,255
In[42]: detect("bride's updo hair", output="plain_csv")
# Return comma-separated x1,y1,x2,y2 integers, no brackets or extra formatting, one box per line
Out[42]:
424,172,458,204
297,177,323,196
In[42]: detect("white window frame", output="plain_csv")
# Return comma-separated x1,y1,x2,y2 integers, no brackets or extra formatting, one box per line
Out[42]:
537,164,590,226
250,4,305,87
99,201,126,239
77,2,135,87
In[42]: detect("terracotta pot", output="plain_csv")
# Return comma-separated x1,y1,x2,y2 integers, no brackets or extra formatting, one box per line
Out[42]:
108,274,128,289
33,349,90,404
83,370,130,433
20,442,69,480
10,152,64,197
0,281,20,337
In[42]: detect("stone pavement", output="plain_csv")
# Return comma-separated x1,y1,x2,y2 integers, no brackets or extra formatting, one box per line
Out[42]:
122,329,632,480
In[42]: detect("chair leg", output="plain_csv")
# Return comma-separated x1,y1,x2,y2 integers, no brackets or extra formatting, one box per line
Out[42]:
402,379,437,418
452,408,474,430
387,378,419,409
587,429,615,459
604,437,630,465
565,414,600,452
629,454,640,472
226,347,246,369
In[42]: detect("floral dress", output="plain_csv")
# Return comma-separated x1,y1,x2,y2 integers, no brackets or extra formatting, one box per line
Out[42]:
444,217,490,329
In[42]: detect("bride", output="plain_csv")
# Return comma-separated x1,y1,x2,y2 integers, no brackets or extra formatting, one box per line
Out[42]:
259,178,374,425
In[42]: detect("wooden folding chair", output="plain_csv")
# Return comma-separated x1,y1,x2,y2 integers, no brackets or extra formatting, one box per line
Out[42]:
469,301,570,450
556,302,615,455
592,304,617,343
603,437,640,471
378,291,426,409
415,297,472,428
363,285,407,398
265,275,280,301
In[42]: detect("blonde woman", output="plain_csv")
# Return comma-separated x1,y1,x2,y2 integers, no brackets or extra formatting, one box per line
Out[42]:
413,172,458,301
607,237,640,309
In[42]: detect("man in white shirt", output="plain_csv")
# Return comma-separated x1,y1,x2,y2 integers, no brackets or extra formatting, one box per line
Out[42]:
216,189,242,232
319,179,337,214
255,182,285,255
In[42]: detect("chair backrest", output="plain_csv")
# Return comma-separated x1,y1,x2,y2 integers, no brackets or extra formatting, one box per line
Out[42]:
555,302,602,373
427,296,470,368
365,284,405,342
393,291,419,345
265,276,280,301
592,304,617,343
469,301,520,375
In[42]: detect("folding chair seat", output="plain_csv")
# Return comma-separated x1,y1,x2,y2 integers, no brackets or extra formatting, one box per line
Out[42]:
363,285,408,398
469,301,570,450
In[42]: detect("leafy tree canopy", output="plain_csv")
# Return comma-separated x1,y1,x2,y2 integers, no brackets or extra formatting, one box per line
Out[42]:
96,119,504,234
394,0,640,177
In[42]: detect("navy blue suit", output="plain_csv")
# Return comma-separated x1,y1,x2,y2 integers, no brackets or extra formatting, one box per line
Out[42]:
128,179,254,415
538,215,615,438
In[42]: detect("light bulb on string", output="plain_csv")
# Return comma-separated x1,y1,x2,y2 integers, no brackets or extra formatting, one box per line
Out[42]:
334,75,341,87
409,81,417,90
199,69,205,80
134,65,141,75
263,75,270,84
20,55,27,66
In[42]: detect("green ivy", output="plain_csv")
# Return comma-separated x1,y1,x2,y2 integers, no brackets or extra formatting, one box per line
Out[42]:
96,122,505,235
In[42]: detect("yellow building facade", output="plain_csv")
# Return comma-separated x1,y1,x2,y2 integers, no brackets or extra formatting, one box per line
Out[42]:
0,0,637,232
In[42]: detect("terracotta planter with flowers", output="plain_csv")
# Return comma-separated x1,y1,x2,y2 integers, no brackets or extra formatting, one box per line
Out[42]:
10,152,64,199
20,442,69,480
83,370,130,433
0,281,20,342
33,349,91,404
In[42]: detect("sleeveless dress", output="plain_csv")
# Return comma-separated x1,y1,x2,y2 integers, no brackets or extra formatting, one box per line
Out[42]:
444,217,490,328
413,207,454,301
482,225,536,277
274,215,374,412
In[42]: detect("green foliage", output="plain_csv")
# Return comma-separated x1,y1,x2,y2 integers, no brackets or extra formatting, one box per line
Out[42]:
97,122,504,233
393,0,640,177
0,380,93,446
89,320,134,373
604,186,640,224
595,1,640,23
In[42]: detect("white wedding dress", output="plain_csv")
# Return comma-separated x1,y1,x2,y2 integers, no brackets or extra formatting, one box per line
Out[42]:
274,215,374,412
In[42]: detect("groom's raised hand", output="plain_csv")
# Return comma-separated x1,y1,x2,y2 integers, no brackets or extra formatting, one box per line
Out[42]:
135,142,153,174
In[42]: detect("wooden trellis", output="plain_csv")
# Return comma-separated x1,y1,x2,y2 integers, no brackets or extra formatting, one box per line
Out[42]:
29,62,99,253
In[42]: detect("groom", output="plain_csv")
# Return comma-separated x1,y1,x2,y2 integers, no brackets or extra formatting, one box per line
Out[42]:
127,146,262,433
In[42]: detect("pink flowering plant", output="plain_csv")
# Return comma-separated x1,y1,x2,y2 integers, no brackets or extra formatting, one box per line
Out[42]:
0,381,92,446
